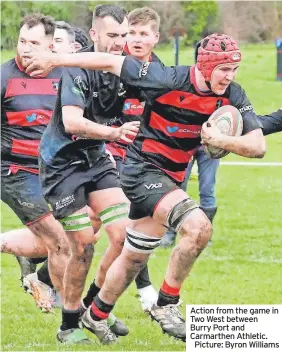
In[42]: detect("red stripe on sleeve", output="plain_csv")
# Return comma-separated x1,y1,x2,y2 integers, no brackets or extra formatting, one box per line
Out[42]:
156,91,230,115
11,139,40,157
149,111,201,138
4,78,60,98
6,110,52,126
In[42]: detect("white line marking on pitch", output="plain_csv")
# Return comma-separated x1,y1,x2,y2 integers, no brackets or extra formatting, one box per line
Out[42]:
203,254,282,264
220,161,282,166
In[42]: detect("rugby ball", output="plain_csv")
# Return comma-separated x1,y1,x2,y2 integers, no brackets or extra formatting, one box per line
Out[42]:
203,105,243,159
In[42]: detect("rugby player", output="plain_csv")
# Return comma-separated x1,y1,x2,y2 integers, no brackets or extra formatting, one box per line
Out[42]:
88,6,162,313
26,33,268,342
52,21,76,54
1,14,69,310
26,5,138,345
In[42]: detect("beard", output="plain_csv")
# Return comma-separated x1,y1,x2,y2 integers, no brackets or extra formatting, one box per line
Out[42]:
16,52,29,69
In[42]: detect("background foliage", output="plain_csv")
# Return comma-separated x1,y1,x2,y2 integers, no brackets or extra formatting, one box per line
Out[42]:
1,1,282,50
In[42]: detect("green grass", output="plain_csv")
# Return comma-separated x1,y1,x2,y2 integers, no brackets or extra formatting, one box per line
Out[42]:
1,44,282,351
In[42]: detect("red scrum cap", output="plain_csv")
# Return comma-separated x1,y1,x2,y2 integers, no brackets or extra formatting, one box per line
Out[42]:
196,33,242,82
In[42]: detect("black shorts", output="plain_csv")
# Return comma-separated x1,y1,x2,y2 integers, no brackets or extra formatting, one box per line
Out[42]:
120,157,180,220
40,152,120,219
1,169,50,225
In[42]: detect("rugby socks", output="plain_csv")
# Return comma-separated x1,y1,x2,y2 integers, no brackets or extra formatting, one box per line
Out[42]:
90,295,114,321
157,280,181,306
83,281,100,308
135,265,151,289
29,257,47,265
37,260,53,288
60,308,80,331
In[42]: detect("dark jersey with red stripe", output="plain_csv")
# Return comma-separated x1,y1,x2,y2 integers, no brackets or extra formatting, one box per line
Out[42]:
120,57,261,182
39,45,128,172
257,109,282,135
1,58,62,172
106,52,162,160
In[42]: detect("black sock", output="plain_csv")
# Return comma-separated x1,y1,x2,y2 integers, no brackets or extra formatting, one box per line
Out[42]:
37,260,53,288
30,257,47,265
90,295,114,321
60,308,80,331
157,289,180,306
135,265,151,289
83,281,100,308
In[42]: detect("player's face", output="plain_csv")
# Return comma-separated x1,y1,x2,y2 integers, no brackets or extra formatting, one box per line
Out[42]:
90,16,128,55
127,22,159,61
17,24,53,68
211,63,239,95
52,28,75,54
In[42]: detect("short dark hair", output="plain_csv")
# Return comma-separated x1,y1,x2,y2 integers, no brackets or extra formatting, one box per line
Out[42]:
73,27,89,48
20,13,56,37
92,4,127,26
55,21,75,43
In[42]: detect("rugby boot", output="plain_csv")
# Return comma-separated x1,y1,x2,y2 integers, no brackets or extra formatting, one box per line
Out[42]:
81,306,117,344
149,304,186,341
79,300,129,336
57,328,92,345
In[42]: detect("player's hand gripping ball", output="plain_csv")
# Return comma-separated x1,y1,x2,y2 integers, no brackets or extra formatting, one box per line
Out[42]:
203,105,243,159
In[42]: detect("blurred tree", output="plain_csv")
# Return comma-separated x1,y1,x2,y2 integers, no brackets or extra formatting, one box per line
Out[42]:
183,1,219,45
219,1,282,43
1,1,75,49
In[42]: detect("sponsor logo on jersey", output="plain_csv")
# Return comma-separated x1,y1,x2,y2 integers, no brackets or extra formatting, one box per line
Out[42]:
52,81,59,91
167,126,179,133
55,195,75,210
118,82,127,96
26,113,45,123
123,101,143,111
239,105,253,113
72,86,85,97
139,62,150,77
166,125,200,135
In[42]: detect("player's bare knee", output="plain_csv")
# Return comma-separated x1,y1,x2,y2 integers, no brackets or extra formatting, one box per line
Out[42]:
180,212,212,249
105,222,126,248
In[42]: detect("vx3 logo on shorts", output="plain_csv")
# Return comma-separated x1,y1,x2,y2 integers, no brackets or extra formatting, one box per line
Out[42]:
144,183,163,190
167,126,179,133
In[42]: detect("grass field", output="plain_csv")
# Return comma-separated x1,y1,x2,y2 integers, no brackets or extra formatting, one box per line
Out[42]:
1,44,282,351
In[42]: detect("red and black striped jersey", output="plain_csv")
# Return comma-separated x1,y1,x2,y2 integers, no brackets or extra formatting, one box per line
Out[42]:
1,57,62,173
106,52,162,160
120,57,262,182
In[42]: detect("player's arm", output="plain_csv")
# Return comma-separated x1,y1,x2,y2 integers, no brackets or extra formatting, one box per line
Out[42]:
25,51,125,77
61,68,139,142
202,88,266,158
25,52,187,90
63,106,139,142
256,108,282,135
201,123,265,158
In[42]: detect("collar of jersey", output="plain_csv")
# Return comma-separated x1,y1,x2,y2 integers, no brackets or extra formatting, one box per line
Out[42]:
190,65,214,96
